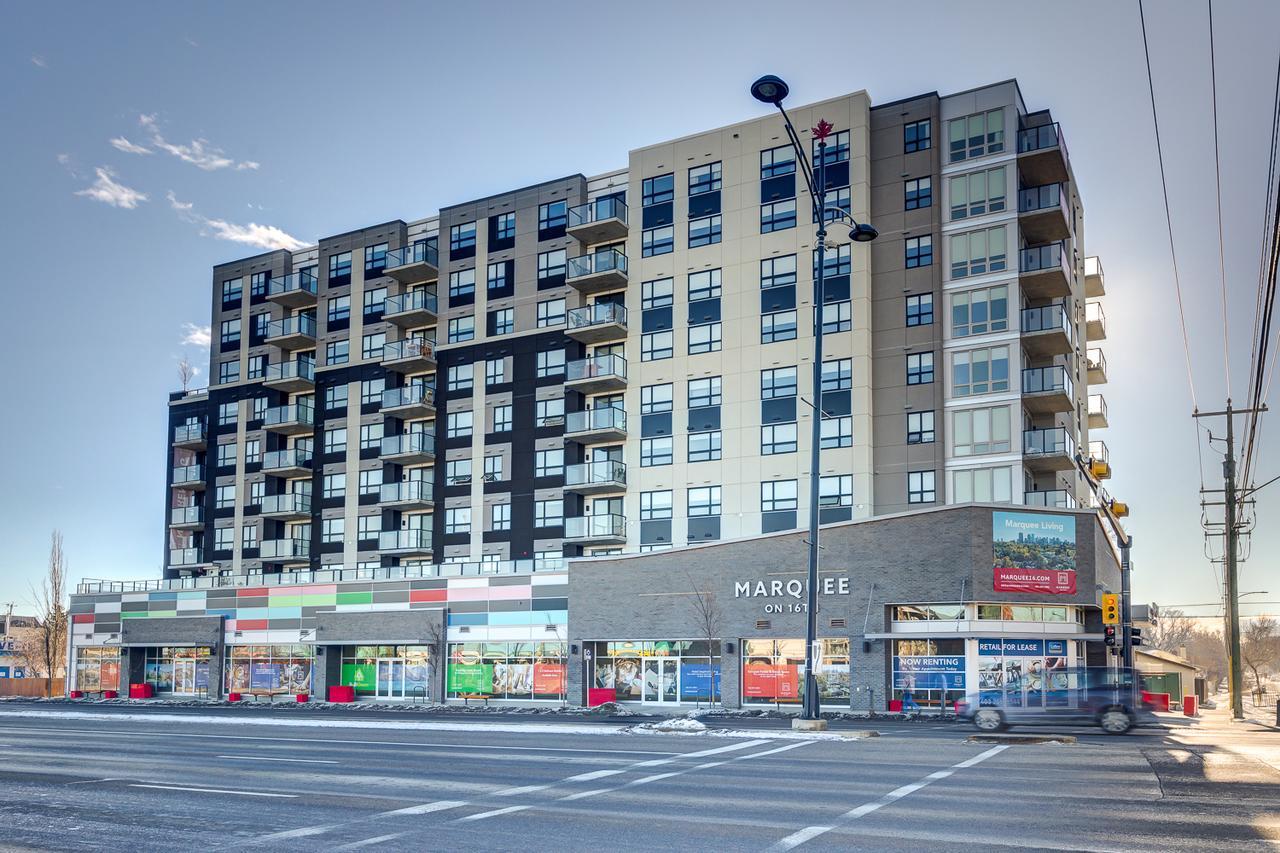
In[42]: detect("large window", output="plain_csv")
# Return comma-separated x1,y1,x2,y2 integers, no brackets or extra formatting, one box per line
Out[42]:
819,475,853,508
761,422,797,455
328,295,350,324
761,199,796,233
948,108,1005,162
445,507,471,534
364,242,388,273
360,423,383,451
491,503,511,531
688,377,721,408
689,162,721,195
536,349,565,377
949,167,1007,220
761,145,795,178
907,470,936,504
762,310,797,343
449,268,476,300
950,226,1007,279
905,236,932,269
534,448,563,477
642,226,674,257
447,411,473,439
761,254,797,288
221,277,242,306
591,641,721,704
952,406,1012,456
640,490,673,520
906,293,934,327
761,480,798,512
643,173,674,206
448,315,475,343
688,322,721,354
225,645,314,696
952,346,1010,396
538,201,567,233
906,352,934,385
688,215,722,248
640,436,673,467
951,466,1014,503
322,517,344,544
537,298,566,328
906,411,936,444
742,639,848,705
904,119,931,153
951,286,1009,337
450,221,476,253
642,277,674,309
642,330,673,361
641,383,673,414
447,642,568,701
538,249,567,282
761,366,797,399
904,177,932,210
328,252,351,280
534,499,563,528
326,340,349,365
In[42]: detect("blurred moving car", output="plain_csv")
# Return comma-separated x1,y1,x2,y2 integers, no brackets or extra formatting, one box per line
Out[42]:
955,666,1152,735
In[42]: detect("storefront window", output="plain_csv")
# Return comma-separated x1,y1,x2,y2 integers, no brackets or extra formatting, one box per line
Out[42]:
145,646,213,694
74,647,120,692
339,645,433,699
741,639,848,705
224,645,313,695
976,638,1069,708
893,604,965,621
976,604,1070,622
447,642,566,700
892,638,965,710
590,640,721,704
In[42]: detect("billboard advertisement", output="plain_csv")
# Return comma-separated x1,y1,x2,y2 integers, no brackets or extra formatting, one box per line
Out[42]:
992,511,1077,595
741,663,799,699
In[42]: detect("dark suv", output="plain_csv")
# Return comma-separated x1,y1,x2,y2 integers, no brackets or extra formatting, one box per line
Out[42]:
956,666,1151,735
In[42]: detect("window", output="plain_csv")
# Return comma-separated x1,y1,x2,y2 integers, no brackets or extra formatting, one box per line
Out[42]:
534,499,563,528
252,397,267,422
215,527,234,551
359,423,382,450
445,508,471,535
241,524,258,550
951,286,1009,337
688,377,722,408
486,261,507,293
219,318,240,346
642,173,674,206
760,145,796,178
252,312,269,340
761,255,798,288
907,411,936,445
328,295,350,324
446,364,473,393
761,367,797,399
822,358,852,391
761,422,798,455
904,177,932,210
490,307,514,336
538,201,567,233
904,119,931,153
486,358,506,386
537,249,566,282
818,186,852,224
215,484,235,509
948,108,1004,162
328,252,351,280
688,486,721,517
221,278,242,305
950,227,1007,278
642,277,674,309
949,167,1007,220
324,427,347,454
361,332,385,361
536,349,565,377
360,378,384,406
687,269,721,302
642,331,673,361
448,315,475,343
322,518,344,544
812,130,850,165
326,340,349,365
447,411,473,439
359,469,382,496
325,385,348,410
952,406,1012,456
820,475,853,508
762,480,798,512
689,162,721,195
245,439,261,465
358,516,379,540
491,503,511,531
247,355,266,380
640,436,673,467
364,242,388,273
815,243,851,278
450,221,476,252
218,360,239,384
217,443,236,467
688,430,721,462
494,212,515,241
493,404,513,432
905,236,933,268
249,480,264,505
952,346,1010,396
448,268,475,299
820,416,852,448
689,215,721,248
484,455,504,481
688,322,721,354
907,470,937,504
822,300,852,334
762,310,797,343
906,352,934,385
952,466,1013,503
906,294,934,327
218,402,237,426
319,471,343,499
536,397,564,426
537,298,566,328
641,383,673,414
446,459,472,483
761,199,796,232
643,225,674,257
534,448,563,477
640,490,673,520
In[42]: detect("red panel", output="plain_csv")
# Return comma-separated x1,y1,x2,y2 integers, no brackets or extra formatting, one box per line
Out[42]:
238,587,269,597
587,688,616,707
236,619,269,631
409,589,447,603
72,613,95,624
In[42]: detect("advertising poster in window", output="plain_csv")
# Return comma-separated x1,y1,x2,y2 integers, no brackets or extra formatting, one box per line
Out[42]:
892,655,965,691
229,661,251,692
742,661,799,699
250,661,280,690
282,661,311,693
992,510,1076,595
101,660,119,691
532,663,565,695
978,639,1068,707
341,663,375,693
447,663,493,694
679,663,721,699
493,662,532,695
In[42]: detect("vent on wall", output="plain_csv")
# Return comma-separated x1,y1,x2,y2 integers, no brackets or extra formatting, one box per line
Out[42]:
755,619,771,630
830,618,847,629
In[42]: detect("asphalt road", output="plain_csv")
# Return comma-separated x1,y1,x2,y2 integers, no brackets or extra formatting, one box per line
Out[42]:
0,706,1275,851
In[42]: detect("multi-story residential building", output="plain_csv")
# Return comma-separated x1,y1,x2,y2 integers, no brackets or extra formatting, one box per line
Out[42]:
163,78,1109,582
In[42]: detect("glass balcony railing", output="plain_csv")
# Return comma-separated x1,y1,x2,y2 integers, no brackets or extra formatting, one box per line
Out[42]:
1020,303,1072,338
170,505,202,525
1024,490,1076,509
566,249,628,280
381,432,435,458
1086,348,1107,374
383,289,438,317
1022,365,1073,398
1017,183,1067,215
1086,301,1107,327
173,423,205,444
262,448,312,471
1019,242,1068,276
267,314,316,339
260,493,311,515
169,547,204,566
1023,427,1075,457
382,385,435,410
172,464,204,484
261,538,309,560
380,480,434,504
565,407,627,435
265,360,315,384
568,197,628,229
566,353,627,384
564,514,626,540
383,338,436,362
1089,440,1110,464
386,242,439,270
564,460,627,489
567,302,627,331
1089,394,1109,420
1017,122,1066,156
379,529,432,552
267,269,318,299
264,403,314,428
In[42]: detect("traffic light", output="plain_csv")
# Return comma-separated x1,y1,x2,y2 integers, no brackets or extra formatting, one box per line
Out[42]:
1104,625,1117,647
1130,627,1143,647
1101,593,1119,625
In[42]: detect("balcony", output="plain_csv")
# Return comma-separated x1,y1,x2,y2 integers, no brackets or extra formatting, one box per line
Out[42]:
1017,122,1069,186
1086,348,1107,385
566,353,627,394
260,493,312,520
1088,439,1112,480
261,448,312,477
566,248,628,295
1088,394,1109,429
169,547,207,567
1086,302,1107,341
1084,256,1106,298
379,529,433,557
266,269,318,308
266,314,316,350
171,464,205,490
1020,303,1074,358
384,242,439,284
564,406,627,443
1023,428,1076,472
1017,183,1070,244
382,385,435,419
261,538,311,565
566,302,628,345
1021,365,1074,415
382,338,436,374
264,359,315,393
172,422,206,450
169,505,204,529
383,289,438,328
564,460,627,496
1019,243,1071,299
379,479,434,509
564,514,626,545
381,432,435,464
263,403,315,436
1024,490,1077,509
567,197,629,245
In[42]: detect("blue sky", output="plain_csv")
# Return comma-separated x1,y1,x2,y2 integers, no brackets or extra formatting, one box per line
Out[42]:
2,0,1278,623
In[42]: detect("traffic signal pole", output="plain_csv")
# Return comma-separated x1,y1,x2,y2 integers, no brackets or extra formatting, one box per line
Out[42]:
1120,539,1134,670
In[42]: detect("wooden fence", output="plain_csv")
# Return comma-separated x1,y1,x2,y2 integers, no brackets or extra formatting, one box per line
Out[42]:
0,678,65,697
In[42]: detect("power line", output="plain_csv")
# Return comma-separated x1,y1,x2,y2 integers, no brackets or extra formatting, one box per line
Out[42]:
1208,0,1232,399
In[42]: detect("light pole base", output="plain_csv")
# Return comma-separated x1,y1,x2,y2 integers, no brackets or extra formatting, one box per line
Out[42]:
792,718,829,732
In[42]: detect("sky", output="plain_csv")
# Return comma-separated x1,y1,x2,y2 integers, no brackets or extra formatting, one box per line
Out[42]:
1,0,1277,624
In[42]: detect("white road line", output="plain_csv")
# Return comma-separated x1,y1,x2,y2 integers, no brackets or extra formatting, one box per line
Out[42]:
332,832,410,850
456,805,530,822
129,783,297,798
491,783,552,797
377,799,469,817
247,825,339,843
215,755,339,764
767,745,1009,851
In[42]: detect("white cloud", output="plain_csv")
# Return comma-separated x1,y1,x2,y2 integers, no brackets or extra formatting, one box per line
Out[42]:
56,153,70,166
31,56,46,68
74,167,148,209
180,323,211,348
185,37,199,48
139,113,258,171
109,136,152,155
167,191,306,252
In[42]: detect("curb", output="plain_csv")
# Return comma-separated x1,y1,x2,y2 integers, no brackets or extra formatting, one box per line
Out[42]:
966,733,1076,745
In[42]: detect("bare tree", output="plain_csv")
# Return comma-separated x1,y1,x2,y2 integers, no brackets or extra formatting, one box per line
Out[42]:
685,571,722,708
1241,616,1279,693
1148,608,1199,654
424,614,448,704
28,531,68,698
177,356,197,392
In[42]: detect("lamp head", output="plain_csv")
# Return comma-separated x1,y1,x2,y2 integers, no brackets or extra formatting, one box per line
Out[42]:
849,222,879,243
750,75,790,105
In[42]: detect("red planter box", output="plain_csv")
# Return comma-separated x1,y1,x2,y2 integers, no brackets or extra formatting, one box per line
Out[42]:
888,699,904,712
102,690,118,699
128,683,154,699
326,685,355,703
69,690,84,699
587,688,615,707
1183,695,1197,716
228,692,242,702
296,693,309,703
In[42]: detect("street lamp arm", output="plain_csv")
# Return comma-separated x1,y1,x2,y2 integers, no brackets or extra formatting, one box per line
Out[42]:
774,103,821,219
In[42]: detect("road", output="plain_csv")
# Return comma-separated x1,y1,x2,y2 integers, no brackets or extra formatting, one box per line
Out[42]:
0,705,1275,851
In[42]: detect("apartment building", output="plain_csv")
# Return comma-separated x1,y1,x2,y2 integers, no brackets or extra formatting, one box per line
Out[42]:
164,78,1110,582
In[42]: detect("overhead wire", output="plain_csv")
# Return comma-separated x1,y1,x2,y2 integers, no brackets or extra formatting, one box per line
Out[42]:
1208,0,1232,401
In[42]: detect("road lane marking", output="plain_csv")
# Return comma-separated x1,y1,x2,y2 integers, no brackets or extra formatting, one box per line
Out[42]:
215,755,340,764
333,833,410,850
767,744,1009,851
129,783,297,798
491,783,552,797
456,805,530,822
377,799,469,817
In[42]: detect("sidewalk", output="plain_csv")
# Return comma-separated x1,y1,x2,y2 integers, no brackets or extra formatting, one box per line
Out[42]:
1197,691,1280,732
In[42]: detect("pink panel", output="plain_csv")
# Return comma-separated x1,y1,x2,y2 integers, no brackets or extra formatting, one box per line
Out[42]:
487,585,533,601
446,587,489,602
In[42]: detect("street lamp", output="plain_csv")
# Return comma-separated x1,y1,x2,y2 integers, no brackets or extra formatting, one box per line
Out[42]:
750,75,878,725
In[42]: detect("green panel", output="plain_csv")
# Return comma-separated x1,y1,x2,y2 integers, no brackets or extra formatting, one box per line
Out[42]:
337,592,373,605
268,595,304,607
447,664,494,694
120,611,147,619
147,610,177,618
302,594,337,606
341,663,376,694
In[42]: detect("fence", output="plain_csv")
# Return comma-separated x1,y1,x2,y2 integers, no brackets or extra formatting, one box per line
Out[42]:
0,677,64,697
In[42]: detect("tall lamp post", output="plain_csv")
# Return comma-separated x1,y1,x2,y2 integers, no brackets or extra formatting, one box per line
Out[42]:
750,76,878,725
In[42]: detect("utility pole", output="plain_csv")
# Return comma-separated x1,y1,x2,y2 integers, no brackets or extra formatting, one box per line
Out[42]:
1120,539,1134,670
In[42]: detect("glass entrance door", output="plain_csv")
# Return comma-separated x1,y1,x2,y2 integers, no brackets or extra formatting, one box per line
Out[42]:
172,659,196,695
642,658,679,703
376,658,406,699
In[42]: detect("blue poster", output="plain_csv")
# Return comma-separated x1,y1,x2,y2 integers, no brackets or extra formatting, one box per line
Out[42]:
679,663,721,698
979,639,1047,656
893,671,964,690
250,662,279,690
893,656,963,673
195,661,210,689
1046,640,1066,656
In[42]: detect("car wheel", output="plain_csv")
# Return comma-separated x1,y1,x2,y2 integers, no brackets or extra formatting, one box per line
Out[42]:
973,709,1005,732
1099,709,1132,734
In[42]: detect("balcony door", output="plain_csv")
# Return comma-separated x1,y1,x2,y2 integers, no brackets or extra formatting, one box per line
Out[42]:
590,497,623,517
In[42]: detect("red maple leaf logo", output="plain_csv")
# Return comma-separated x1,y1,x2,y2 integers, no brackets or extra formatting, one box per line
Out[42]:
812,119,834,141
